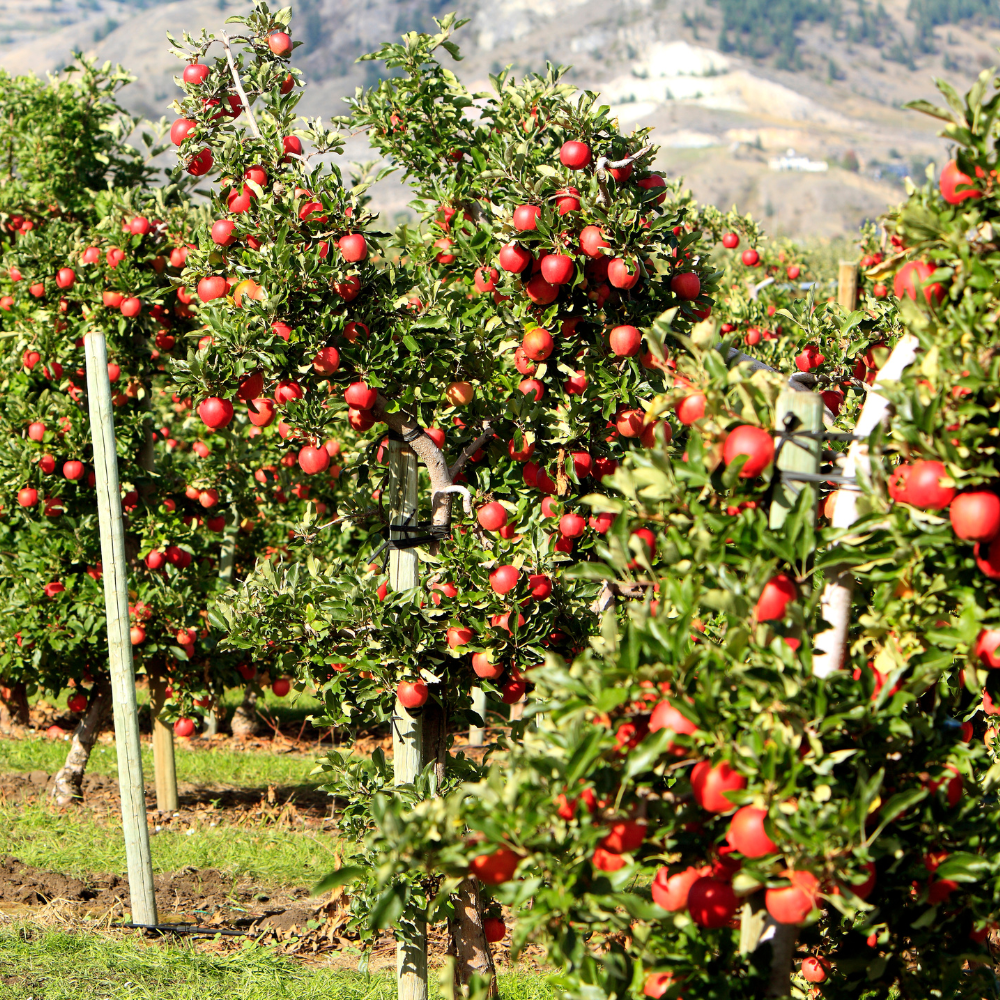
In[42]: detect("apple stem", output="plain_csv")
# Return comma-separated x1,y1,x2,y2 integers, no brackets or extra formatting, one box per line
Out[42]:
220,31,262,139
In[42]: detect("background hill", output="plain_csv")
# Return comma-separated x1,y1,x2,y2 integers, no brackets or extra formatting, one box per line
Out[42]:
2,0,999,238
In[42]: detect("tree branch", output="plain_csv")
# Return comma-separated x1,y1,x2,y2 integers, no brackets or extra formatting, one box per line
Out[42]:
219,31,262,139
449,423,493,480
372,394,453,528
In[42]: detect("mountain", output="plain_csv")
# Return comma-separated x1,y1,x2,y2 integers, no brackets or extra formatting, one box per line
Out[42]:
3,0,998,239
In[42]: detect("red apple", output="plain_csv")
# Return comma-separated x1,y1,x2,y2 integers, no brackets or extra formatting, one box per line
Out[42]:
477,502,507,531
397,679,428,708
671,272,701,300
608,325,641,357
755,574,797,621
723,426,774,478
726,806,776,858
906,459,955,510
198,397,234,430
560,141,591,169
489,565,519,595
687,876,738,928
690,760,746,813
765,870,819,925
950,491,1000,542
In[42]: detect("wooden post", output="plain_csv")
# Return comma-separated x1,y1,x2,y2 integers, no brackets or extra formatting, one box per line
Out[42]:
469,687,486,747
770,391,823,531
387,435,427,1000
84,331,157,926
149,671,177,812
139,415,179,809
837,261,858,312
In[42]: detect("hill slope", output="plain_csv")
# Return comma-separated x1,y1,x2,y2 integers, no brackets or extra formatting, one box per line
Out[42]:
2,0,997,237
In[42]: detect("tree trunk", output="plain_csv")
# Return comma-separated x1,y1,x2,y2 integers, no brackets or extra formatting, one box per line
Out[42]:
149,669,178,812
231,685,259,739
0,681,29,733
448,877,499,996
765,922,797,998
51,676,113,805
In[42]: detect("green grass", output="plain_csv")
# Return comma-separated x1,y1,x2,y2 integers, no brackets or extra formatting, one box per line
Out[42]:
0,924,553,1000
0,735,326,789
0,800,342,885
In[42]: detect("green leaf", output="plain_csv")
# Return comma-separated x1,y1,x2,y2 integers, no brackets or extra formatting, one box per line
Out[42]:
312,865,365,895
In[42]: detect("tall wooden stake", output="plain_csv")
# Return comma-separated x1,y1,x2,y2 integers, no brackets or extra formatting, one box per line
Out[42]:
140,409,179,809
149,671,177,812
469,687,486,747
387,436,427,1000
837,261,858,312
770,390,823,530
84,331,157,926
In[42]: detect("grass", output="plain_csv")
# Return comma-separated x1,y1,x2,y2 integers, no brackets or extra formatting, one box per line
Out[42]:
0,923,553,1000
0,800,342,885
0,736,326,788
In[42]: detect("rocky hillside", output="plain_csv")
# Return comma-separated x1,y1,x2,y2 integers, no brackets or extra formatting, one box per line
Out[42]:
2,0,998,238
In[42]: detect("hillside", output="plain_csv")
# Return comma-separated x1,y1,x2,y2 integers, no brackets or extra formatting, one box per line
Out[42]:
1,0,998,238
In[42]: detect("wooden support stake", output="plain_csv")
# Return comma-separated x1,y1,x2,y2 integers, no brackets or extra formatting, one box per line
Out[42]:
149,671,177,812
770,390,823,531
84,331,157,926
387,437,427,1000
837,261,858,312
469,686,486,747
140,409,179,806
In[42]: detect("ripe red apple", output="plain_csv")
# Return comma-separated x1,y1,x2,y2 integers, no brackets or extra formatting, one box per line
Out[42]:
211,220,236,246
174,717,195,737
469,846,520,884
519,379,544,401
616,408,644,438
183,62,210,85
608,258,639,289
559,512,586,538
120,297,141,318
522,328,554,361
555,186,580,214
17,487,38,507
675,393,706,425
27,421,46,442
447,626,473,648
950,491,1000,542
525,274,558,305
636,173,666,203
765,870,819,925
690,760,746,813
397,679,429,708
247,397,276,427
906,460,955,510
940,159,981,204
489,565,519,595
472,651,503,679
894,259,945,305
44,581,65,598
723,425,774,478
741,248,760,267
344,382,377,409
687,876,738,928
513,204,541,231
198,397,234,430
755,573,797,621
55,267,75,289
722,232,739,249
975,628,1000,667
477,502,507,531
483,916,506,943
187,148,214,176
63,460,84,481
608,325,641,357
282,135,303,161
651,865,702,911
499,242,532,273
540,253,574,285
130,625,146,645
474,267,499,292
299,446,330,475
197,276,227,302
579,225,609,258
726,806,776,858
170,117,196,145
268,30,292,56
275,380,304,403
348,407,374,431
600,819,646,853
68,693,87,713
671,272,701,300
649,700,696,755
801,956,831,984
338,234,368,262
145,550,165,570
560,141,591,169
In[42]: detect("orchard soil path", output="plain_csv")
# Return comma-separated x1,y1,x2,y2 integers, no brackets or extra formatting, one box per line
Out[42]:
0,723,517,970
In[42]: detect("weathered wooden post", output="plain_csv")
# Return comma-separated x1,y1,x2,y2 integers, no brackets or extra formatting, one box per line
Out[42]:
770,391,824,530
387,434,427,1000
84,330,157,926
838,260,858,312
469,687,486,747
149,671,178,812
